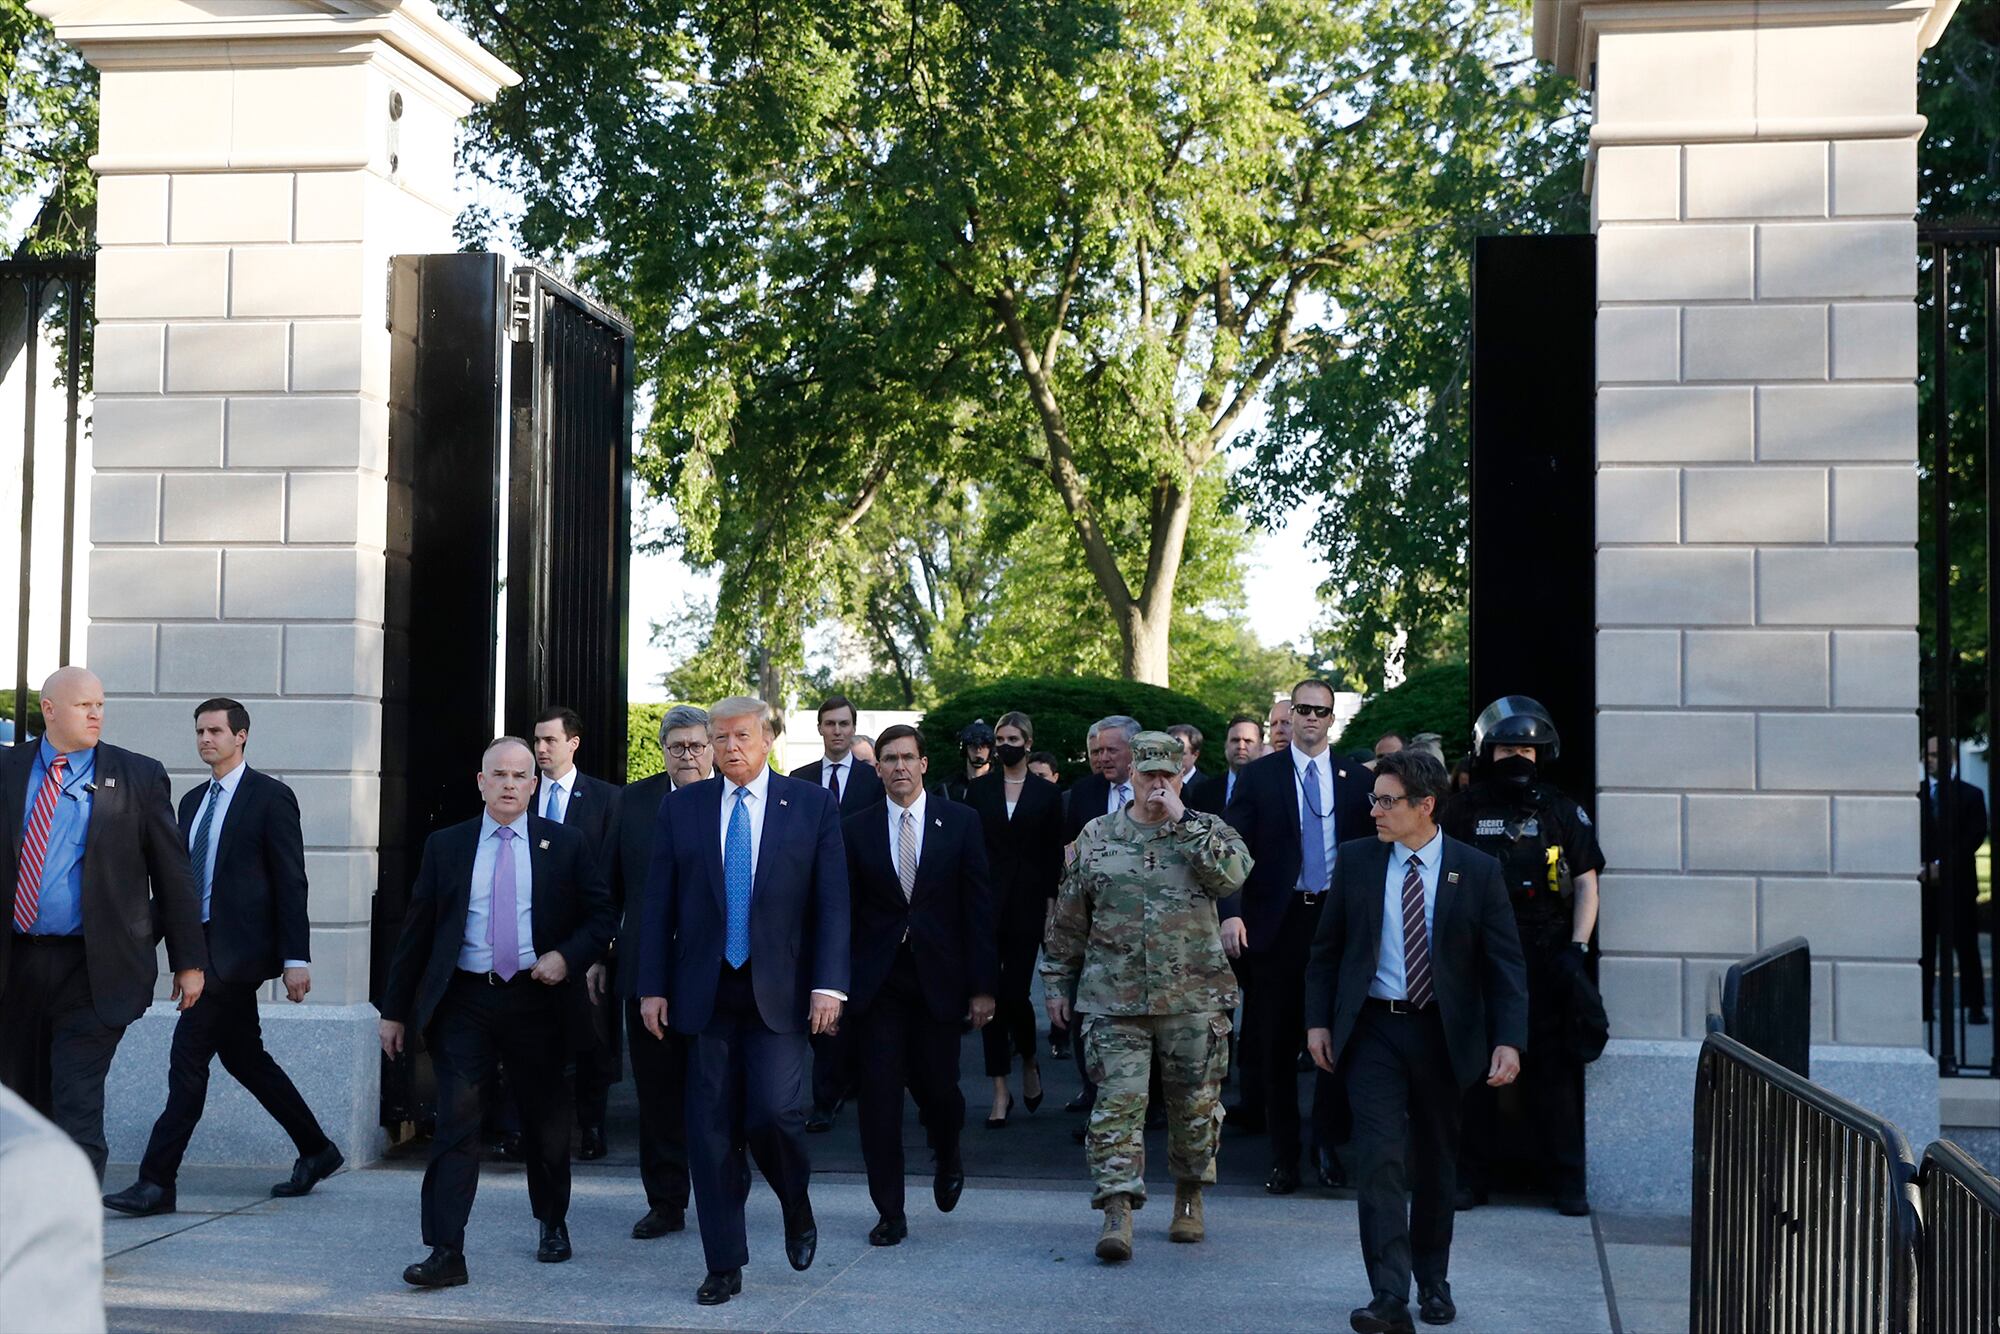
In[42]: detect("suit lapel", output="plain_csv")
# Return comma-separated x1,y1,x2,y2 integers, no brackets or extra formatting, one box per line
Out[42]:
1360,837,1389,954
81,744,118,861
751,774,792,900
527,817,554,951
701,780,728,913
2,745,31,862
214,769,253,867
911,803,948,903
1432,836,1461,938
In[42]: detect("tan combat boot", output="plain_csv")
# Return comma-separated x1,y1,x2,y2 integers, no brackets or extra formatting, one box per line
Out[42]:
1168,1181,1205,1243
1095,1194,1134,1262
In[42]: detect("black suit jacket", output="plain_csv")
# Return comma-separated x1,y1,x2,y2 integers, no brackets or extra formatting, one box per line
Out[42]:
178,767,309,986
0,741,206,1028
635,770,851,1035
1063,773,1126,846
1304,834,1528,1091
1220,747,1375,952
539,770,620,860
964,770,1064,944
609,772,673,1000
379,813,616,1037
843,798,997,1021
792,756,884,818
1184,771,1229,815
1920,776,1987,883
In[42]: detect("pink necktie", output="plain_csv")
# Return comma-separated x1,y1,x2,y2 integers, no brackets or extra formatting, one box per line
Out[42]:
490,826,520,980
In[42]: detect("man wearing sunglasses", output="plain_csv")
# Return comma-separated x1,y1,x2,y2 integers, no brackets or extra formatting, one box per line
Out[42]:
1221,679,1375,1196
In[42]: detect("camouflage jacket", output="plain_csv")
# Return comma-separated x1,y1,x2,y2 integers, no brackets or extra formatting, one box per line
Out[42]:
1041,806,1253,1016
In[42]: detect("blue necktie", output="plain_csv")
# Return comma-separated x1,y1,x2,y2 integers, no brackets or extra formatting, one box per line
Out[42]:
191,780,223,922
546,782,565,823
1299,764,1328,894
724,787,752,968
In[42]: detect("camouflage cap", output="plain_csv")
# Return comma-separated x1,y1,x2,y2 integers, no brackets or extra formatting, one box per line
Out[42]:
1130,730,1185,774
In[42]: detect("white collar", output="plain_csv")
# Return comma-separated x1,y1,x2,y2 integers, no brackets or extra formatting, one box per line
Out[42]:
207,761,249,795
822,752,852,770
890,787,928,827
543,766,577,795
1290,742,1331,772
726,764,772,806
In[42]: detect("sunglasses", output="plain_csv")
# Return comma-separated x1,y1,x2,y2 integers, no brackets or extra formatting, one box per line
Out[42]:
1290,702,1334,718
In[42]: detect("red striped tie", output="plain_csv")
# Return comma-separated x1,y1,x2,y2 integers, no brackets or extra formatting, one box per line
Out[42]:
13,754,69,933
1402,854,1434,1009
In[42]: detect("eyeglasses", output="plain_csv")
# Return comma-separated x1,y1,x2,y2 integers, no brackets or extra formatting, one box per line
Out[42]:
1366,793,1414,810
1290,703,1333,718
665,742,710,757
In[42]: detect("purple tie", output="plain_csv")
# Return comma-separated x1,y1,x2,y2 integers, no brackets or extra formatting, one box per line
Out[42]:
490,825,520,980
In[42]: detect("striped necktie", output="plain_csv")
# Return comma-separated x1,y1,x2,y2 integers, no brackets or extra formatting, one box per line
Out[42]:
1402,854,1434,1009
11,754,68,932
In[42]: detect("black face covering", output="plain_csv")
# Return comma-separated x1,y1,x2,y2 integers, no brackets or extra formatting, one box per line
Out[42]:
1490,753,1537,786
995,742,1028,768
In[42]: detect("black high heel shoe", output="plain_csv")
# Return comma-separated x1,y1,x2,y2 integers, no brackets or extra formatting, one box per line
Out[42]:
1023,1064,1045,1114
986,1094,1014,1129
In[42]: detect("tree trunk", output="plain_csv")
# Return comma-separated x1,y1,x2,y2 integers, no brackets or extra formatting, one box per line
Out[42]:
1119,603,1172,685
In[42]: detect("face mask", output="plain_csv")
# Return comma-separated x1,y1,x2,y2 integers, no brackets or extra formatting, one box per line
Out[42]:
994,743,1028,768
1491,754,1537,786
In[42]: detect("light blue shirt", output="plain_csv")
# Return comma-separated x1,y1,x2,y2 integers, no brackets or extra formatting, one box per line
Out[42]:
188,762,247,924
457,810,538,973
1370,829,1443,1002
19,739,94,936
1291,744,1340,891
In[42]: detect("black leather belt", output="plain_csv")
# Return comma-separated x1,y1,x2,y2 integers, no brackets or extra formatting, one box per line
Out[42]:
457,967,532,987
1365,996,1432,1016
9,932,82,946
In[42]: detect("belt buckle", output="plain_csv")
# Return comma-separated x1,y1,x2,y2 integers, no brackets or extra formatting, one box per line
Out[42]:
1301,891,1323,907
485,970,504,987
1386,998,1413,1016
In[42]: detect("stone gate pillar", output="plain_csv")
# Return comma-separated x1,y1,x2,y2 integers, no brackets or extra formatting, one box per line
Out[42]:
31,0,516,1166
1534,0,1956,1208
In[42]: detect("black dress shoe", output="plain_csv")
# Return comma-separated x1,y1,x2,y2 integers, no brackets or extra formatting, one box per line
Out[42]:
1316,1145,1348,1189
500,1132,525,1162
1418,1282,1456,1326
1065,1090,1093,1113
1350,1296,1416,1334
403,1247,468,1288
868,1215,908,1246
1266,1164,1300,1195
696,1268,742,1305
934,1160,964,1213
271,1142,344,1198
1556,1192,1591,1217
537,1221,572,1263
805,1104,835,1133
103,1180,175,1217
784,1201,818,1271
1972,1010,1991,1025
1452,1185,1487,1212
632,1205,686,1239
578,1125,607,1161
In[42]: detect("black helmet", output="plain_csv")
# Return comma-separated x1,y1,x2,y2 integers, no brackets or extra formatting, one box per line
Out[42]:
1473,696,1560,759
958,719,995,749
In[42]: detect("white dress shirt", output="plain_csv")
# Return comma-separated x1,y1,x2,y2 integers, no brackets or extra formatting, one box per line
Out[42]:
888,788,929,870
190,763,308,969
1370,829,1443,1001
540,766,577,823
1291,743,1340,891
1105,777,1132,815
720,764,845,1000
458,809,539,974
820,753,852,799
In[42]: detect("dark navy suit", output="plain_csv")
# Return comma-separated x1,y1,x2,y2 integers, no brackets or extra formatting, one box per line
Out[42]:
636,767,850,1274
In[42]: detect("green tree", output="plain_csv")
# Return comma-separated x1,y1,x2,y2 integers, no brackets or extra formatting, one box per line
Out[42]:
450,0,1593,689
1,1,95,254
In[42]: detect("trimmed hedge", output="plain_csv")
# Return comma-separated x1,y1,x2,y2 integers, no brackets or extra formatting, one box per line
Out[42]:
920,677,1231,785
1333,661,1471,761
628,702,673,781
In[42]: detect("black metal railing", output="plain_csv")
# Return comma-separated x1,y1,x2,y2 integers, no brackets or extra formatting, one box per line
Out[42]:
1711,937,1812,1078
2,254,90,742
1916,1139,2000,1334
1691,1030,1922,1334
1918,223,1997,1078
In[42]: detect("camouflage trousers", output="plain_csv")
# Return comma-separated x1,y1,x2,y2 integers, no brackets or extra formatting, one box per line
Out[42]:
1081,1011,1232,1207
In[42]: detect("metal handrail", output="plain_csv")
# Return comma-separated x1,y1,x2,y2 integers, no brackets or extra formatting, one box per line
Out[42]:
1691,1031,1922,1334
1718,936,1812,1078
1915,1140,2000,1334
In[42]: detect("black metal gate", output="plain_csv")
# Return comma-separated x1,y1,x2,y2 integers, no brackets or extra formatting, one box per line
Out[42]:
2,255,90,743
376,254,633,1127
504,268,634,782
1918,223,1998,1078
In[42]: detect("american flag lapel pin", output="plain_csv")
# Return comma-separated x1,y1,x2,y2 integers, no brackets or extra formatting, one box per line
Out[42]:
103,777,116,789
779,798,789,807
539,839,550,849
934,817,943,827
1447,871,1460,883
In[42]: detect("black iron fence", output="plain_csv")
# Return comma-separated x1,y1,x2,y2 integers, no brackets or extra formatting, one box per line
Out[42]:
2,254,90,743
1691,1030,1922,1334
1919,223,1997,1077
1916,1140,2000,1334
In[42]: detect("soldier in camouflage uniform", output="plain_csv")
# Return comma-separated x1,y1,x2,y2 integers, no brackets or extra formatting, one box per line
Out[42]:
1043,731,1253,1263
